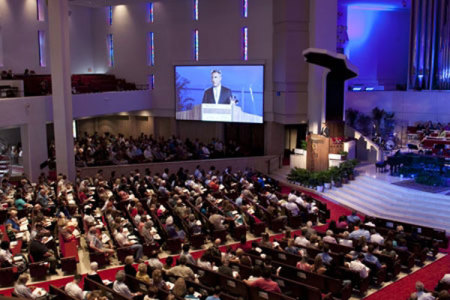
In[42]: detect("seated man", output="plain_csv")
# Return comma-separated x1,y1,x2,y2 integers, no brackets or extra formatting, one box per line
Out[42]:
346,254,370,279
115,226,144,262
244,267,281,293
113,270,142,299
165,256,195,281
14,274,38,299
65,274,86,300
410,281,435,300
29,233,57,274
88,227,115,258
363,245,385,270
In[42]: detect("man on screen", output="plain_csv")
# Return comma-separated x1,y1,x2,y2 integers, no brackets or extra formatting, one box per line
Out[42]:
202,70,234,104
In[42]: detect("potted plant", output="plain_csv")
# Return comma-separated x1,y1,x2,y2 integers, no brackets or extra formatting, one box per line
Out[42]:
329,167,342,187
323,170,332,189
315,172,326,192
339,150,348,160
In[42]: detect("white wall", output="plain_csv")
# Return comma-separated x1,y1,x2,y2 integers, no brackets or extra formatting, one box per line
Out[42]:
0,0,50,74
90,0,274,118
346,91,450,125
69,5,95,74
0,1,97,75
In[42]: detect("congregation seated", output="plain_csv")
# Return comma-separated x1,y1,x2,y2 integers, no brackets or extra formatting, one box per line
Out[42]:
71,132,245,167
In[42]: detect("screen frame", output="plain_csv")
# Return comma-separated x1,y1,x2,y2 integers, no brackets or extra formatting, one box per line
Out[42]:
173,63,265,124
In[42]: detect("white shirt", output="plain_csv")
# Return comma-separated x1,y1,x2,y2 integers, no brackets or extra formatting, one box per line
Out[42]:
348,260,370,278
415,291,436,300
370,233,385,245
441,274,450,284
213,85,221,104
294,236,310,247
339,239,353,247
65,282,84,300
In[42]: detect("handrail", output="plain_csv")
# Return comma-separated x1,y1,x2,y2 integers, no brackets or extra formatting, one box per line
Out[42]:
345,125,384,162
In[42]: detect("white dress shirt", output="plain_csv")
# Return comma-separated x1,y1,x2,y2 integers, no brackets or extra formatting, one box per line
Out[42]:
213,85,221,104
65,282,84,300
348,260,370,278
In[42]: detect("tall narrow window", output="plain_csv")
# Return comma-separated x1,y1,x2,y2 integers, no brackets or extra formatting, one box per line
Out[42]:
0,27,3,67
108,6,113,25
37,0,45,21
147,2,154,23
147,32,155,66
193,29,199,61
194,0,199,20
243,0,248,18
242,27,248,61
149,74,155,90
107,34,114,67
38,31,46,67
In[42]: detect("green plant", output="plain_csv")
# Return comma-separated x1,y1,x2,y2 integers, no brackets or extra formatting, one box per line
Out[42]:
329,166,341,181
339,151,348,156
300,140,307,150
321,170,332,183
415,172,442,186
287,168,310,185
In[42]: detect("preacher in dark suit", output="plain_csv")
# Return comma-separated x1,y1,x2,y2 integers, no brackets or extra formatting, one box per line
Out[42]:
202,70,233,104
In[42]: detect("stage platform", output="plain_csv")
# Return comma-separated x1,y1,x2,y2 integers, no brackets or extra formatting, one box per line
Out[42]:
270,164,450,232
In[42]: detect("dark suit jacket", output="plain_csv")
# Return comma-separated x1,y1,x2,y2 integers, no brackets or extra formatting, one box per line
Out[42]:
321,126,330,137
202,86,232,104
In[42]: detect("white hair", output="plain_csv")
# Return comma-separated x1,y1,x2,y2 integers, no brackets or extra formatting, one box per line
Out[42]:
90,262,98,271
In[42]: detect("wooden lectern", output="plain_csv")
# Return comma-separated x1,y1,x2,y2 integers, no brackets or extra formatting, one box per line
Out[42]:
306,134,329,172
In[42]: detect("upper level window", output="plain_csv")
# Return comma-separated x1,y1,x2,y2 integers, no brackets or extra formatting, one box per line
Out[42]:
194,0,199,20
38,31,46,67
37,0,45,21
243,0,248,18
147,2,154,23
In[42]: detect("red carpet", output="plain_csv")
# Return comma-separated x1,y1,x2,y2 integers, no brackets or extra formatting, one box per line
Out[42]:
364,255,450,300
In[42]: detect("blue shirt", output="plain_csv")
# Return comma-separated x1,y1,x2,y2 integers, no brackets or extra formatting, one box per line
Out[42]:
347,215,361,224
318,252,333,265
349,229,370,240
364,253,381,269
235,197,243,206
205,296,220,300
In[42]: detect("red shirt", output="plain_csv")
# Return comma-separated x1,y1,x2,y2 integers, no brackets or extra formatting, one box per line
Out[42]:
249,278,281,293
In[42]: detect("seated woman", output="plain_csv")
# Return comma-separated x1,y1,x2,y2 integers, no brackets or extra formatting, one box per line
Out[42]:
124,255,137,277
165,216,185,240
0,240,27,274
312,256,327,275
296,255,312,272
136,263,151,284
86,262,103,289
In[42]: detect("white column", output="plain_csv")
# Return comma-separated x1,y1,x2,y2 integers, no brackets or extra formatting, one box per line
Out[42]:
307,0,337,133
48,0,75,181
20,122,48,182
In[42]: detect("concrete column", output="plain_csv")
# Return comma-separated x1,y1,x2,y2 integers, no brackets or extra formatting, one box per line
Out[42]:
307,0,337,133
272,0,310,125
48,0,75,181
20,123,48,182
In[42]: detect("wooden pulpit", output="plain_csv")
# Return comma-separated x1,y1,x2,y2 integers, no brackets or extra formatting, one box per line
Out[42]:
306,134,329,172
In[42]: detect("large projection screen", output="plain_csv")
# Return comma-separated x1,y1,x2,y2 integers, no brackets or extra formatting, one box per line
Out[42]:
175,65,264,123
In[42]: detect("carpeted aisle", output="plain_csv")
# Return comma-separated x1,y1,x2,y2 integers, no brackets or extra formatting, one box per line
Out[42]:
363,254,450,300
